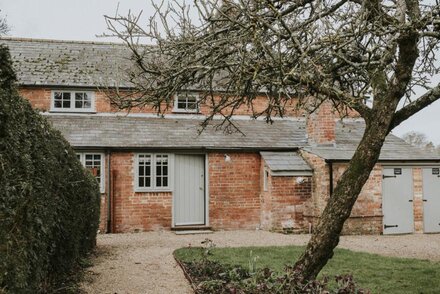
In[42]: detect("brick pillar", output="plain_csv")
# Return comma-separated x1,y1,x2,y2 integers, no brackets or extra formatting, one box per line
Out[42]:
413,168,424,233
306,101,336,146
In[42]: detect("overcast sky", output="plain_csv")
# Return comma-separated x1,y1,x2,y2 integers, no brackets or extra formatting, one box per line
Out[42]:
1,0,440,144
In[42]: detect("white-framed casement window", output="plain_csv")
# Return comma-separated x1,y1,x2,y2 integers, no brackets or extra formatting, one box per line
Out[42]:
76,153,105,193
51,90,95,112
173,93,199,113
135,153,173,192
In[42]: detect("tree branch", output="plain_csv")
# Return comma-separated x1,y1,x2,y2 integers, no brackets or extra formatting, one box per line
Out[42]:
390,83,440,130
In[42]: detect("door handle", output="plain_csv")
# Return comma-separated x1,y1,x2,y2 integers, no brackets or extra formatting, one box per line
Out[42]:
408,200,413,202
384,224,398,229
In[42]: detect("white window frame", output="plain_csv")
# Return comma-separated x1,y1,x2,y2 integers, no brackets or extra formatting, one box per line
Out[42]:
134,153,173,192
173,93,200,113
77,152,105,193
263,168,269,191
51,90,95,112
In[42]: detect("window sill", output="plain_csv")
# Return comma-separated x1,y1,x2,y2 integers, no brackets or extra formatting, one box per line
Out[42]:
172,109,201,114
49,110,97,114
134,188,173,193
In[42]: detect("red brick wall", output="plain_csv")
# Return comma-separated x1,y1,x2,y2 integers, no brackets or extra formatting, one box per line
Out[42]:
306,101,337,145
19,88,51,110
19,87,302,117
208,153,261,229
96,152,266,233
301,150,383,235
268,175,312,233
111,152,172,232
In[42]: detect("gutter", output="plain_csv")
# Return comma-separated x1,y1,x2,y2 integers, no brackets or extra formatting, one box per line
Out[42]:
328,161,334,197
74,146,302,153
106,150,112,233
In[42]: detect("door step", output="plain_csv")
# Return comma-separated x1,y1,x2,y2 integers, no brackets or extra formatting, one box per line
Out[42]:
172,226,212,231
174,230,213,235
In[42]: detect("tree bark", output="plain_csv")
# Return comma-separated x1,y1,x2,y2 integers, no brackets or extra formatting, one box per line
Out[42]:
294,103,397,280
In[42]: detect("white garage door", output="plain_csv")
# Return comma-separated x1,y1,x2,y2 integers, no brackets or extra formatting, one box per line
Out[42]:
382,167,414,234
423,167,440,233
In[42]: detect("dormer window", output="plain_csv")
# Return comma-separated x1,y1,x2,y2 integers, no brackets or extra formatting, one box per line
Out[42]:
51,90,95,112
173,93,199,113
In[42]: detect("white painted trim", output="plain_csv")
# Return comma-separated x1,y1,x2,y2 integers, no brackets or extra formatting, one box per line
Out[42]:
133,153,174,192
204,153,210,227
271,170,313,177
50,90,96,113
40,111,305,122
173,93,200,113
380,162,440,166
263,168,269,191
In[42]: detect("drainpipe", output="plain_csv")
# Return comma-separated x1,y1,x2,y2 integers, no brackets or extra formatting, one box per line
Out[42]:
106,150,112,233
329,161,334,197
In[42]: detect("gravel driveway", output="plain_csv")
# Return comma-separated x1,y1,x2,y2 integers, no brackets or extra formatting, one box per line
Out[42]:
81,231,440,294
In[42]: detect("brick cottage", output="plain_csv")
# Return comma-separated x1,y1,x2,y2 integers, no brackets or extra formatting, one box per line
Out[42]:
2,37,440,235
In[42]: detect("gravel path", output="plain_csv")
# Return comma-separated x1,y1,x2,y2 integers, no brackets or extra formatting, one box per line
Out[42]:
81,231,440,293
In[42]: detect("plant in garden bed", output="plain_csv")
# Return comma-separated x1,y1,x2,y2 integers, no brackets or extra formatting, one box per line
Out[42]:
175,241,367,294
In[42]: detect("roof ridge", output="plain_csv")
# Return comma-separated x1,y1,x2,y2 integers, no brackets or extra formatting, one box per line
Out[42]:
0,36,127,46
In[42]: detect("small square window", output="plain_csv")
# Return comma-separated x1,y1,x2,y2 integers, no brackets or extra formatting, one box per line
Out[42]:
174,93,199,112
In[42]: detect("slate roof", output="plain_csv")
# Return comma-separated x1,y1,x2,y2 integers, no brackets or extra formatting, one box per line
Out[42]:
47,115,307,150
305,121,440,161
260,152,312,172
0,38,134,88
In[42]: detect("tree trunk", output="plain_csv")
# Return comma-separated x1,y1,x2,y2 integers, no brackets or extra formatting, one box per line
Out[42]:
294,107,396,280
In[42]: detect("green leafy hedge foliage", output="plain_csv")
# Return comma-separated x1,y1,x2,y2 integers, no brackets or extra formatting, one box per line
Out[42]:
0,45,100,292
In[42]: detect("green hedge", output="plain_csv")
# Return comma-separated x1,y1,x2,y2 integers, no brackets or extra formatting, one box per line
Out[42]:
0,46,100,292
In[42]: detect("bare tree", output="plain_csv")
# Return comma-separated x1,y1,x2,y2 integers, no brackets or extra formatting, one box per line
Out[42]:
105,0,440,280
0,10,8,36
402,131,431,147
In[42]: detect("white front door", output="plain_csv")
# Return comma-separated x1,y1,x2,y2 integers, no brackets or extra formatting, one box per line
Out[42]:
382,167,414,234
174,154,205,226
423,167,440,233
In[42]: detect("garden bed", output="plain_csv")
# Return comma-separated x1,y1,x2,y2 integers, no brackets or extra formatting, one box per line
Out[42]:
174,243,440,293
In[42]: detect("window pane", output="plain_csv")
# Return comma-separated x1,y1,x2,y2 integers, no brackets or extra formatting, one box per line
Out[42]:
62,100,71,108
139,165,144,176
84,153,101,184
83,93,91,108
155,155,168,187
138,154,151,188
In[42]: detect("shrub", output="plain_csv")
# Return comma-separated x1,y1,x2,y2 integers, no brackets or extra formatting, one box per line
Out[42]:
0,45,100,292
